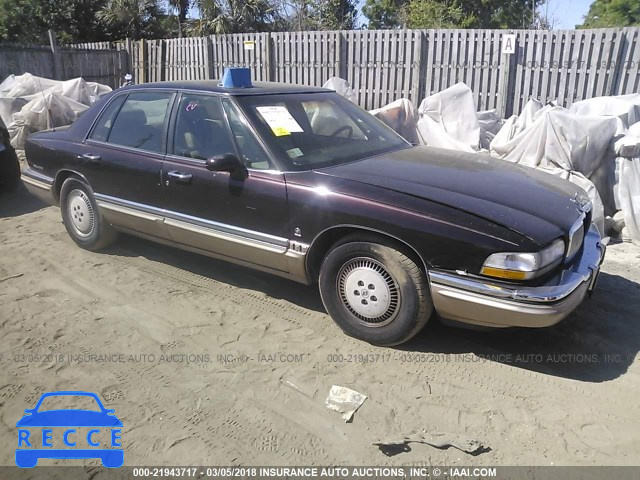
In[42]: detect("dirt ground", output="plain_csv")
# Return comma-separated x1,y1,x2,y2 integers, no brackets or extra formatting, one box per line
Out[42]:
1,183,639,467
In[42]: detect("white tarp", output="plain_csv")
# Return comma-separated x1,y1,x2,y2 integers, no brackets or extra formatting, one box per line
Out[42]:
570,93,640,129
477,109,503,150
369,98,419,145
416,82,480,152
0,73,112,150
618,157,640,245
322,77,357,104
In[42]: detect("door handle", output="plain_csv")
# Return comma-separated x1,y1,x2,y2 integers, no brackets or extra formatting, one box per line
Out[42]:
80,153,101,162
167,171,193,184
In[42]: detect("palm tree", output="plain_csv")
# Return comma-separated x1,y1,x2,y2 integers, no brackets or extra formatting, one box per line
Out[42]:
168,0,191,36
97,0,160,38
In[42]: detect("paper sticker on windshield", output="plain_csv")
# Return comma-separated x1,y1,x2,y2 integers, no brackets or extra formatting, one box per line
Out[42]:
256,106,303,137
287,148,303,158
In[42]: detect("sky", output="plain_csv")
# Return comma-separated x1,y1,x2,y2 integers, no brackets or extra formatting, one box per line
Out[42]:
543,0,594,29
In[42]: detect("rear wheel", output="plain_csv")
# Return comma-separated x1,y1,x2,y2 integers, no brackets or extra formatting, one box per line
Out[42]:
60,177,117,250
319,241,433,346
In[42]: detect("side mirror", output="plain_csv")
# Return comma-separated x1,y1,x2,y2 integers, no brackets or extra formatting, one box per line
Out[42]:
205,153,248,180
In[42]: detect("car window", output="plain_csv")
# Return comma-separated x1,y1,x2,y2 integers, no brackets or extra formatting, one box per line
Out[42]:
89,94,126,142
302,100,367,140
236,92,409,171
37,395,101,412
106,92,172,153
222,98,272,170
172,94,236,161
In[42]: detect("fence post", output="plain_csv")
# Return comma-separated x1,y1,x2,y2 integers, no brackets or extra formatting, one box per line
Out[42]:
336,31,344,80
204,36,212,80
48,30,64,80
261,32,273,82
412,30,424,109
138,40,146,83
496,31,513,118
124,38,132,75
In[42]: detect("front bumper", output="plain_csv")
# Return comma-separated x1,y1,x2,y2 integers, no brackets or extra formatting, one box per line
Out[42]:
428,225,606,328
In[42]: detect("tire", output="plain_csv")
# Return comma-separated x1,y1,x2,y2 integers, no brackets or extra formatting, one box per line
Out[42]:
60,176,117,250
319,241,433,346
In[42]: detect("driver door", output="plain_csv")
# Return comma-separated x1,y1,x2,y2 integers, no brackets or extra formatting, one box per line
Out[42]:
159,93,291,272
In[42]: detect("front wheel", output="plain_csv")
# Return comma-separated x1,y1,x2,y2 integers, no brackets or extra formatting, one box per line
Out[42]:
60,177,117,251
319,241,433,346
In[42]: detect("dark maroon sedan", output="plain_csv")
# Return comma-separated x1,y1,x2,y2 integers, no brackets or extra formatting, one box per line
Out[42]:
22,80,605,345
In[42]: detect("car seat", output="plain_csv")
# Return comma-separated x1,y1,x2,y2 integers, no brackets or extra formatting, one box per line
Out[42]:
109,108,159,151
174,103,235,160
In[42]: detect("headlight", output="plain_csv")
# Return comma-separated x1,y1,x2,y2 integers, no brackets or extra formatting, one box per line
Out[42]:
481,239,565,280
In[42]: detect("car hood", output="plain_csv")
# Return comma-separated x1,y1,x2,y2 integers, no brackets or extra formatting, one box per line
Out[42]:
316,146,588,245
16,410,123,427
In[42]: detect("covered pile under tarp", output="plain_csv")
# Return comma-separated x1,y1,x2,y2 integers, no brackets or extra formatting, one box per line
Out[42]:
369,98,419,145
324,76,640,243
0,73,112,150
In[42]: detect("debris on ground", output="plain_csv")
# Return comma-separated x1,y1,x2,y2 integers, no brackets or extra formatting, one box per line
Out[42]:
325,385,367,422
374,432,487,456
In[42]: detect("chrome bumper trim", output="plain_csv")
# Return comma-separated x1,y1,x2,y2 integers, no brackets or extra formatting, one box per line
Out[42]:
429,224,606,328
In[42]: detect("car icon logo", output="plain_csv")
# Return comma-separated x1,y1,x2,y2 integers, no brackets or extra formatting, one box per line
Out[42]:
15,391,123,468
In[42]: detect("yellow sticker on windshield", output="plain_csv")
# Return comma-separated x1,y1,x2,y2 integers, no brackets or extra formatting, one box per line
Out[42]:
272,126,290,136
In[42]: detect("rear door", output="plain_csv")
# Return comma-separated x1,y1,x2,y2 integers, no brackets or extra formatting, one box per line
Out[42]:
82,90,175,239
160,92,291,272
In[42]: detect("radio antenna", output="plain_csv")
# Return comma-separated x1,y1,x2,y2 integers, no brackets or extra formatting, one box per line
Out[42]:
35,75,54,132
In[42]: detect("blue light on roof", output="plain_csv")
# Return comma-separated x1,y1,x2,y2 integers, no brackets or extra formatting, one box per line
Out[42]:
220,67,252,88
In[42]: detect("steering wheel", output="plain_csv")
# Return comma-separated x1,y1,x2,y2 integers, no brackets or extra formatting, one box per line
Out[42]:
330,125,354,139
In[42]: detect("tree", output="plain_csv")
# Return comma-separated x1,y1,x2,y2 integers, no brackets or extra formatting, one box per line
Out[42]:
190,0,281,34
168,0,191,36
308,0,357,30
0,0,112,44
579,0,640,28
405,0,469,28
97,0,169,39
363,0,545,29
362,0,404,29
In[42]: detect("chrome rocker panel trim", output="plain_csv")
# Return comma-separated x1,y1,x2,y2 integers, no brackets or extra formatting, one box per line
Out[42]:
429,224,606,328
21,168,56,204
93,193,311,284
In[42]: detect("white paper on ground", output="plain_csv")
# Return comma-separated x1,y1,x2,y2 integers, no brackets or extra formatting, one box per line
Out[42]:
325,385,367,422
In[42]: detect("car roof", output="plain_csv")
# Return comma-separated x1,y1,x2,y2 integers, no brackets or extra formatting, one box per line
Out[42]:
124,80,332,96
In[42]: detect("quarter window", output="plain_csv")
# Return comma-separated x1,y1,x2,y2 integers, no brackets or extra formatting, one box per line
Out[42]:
106,92,172,153
172,94,236,161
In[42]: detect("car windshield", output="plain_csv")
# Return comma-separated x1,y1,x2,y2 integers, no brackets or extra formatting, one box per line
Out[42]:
37,395,101,412
234,92,410,171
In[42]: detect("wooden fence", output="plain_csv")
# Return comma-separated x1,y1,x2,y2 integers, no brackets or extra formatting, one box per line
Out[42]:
38,27,640,116
0,39,128,89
